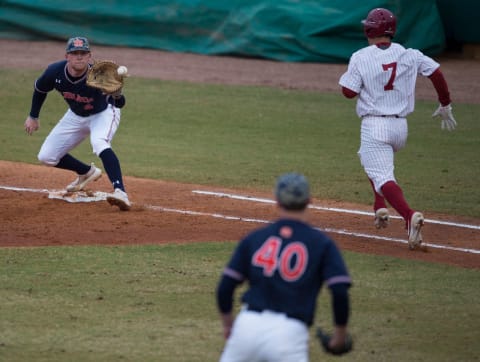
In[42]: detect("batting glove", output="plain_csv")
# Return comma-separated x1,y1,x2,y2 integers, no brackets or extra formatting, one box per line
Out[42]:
432,104,457,131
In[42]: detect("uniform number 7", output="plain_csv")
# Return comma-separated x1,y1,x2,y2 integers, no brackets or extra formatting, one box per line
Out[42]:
382,62,397,91
252,236,308,281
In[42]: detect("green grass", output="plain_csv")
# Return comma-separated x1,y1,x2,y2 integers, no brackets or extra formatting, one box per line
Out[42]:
0,244,478,362
1,67,479,362
1,69,479,217
0,244,227,362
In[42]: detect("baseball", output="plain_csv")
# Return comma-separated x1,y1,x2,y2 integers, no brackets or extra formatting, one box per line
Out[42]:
117,65,128,76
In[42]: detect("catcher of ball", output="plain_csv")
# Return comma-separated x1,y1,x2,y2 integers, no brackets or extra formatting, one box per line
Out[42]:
86,60,127,95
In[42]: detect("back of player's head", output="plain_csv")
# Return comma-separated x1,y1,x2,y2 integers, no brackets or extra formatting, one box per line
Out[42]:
275,173,310,211
362,8,396,39
66,36,90,53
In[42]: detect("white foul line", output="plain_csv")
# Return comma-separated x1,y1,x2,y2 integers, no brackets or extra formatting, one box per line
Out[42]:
1,185,51,193
1,185,479,254
145,205,479,254
192,190,480,230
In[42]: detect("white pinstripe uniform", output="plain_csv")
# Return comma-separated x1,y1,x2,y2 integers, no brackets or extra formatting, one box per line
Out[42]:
339,43,439,194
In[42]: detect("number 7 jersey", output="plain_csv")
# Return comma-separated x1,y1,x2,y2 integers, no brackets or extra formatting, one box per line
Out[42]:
223,219,351,326
339,42,439,118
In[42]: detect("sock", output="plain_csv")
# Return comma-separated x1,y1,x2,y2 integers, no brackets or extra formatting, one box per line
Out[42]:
369,178,388,211
99,148,125,192
381,181,413,223
56,154,90,175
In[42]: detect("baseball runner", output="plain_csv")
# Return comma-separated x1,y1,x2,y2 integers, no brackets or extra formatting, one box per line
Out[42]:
339,8,457,250
216,173,352,362
24,36,131,211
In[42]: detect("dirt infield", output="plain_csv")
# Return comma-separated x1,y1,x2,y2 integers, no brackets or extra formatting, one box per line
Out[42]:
0,39,479,269
1,160,479,269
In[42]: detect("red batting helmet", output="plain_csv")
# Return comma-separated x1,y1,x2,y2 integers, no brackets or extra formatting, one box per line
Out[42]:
362,8,396,38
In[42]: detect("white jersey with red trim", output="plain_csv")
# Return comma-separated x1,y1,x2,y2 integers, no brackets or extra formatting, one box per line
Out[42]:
339,43,439,118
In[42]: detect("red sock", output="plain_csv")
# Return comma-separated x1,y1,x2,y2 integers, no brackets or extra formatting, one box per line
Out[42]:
381,181,413,223
369,179,388,211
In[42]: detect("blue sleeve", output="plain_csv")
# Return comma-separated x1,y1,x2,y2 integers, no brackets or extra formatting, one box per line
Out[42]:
35,66,57,93
216,239,250,313
29,65,57,118
322,241,351,325
226,238,251,279
330,283,350,326
216,275,242,313
29,90,48,118
323,242,351,287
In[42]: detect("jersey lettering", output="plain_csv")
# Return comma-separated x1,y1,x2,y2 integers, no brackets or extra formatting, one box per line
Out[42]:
382,62,397,91
252,237,308,281
279,242,308,281
62,92,93,104
252,236,281,276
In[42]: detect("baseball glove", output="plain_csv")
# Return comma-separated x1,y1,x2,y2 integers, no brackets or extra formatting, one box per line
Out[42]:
86,60,126,95
316,327,353,356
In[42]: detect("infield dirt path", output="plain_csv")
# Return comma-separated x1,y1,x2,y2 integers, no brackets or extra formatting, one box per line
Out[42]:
0,39,479,269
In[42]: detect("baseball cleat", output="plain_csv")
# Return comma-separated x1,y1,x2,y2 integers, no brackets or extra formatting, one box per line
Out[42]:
408,211,424,250
374,208,390,229
66,163,102,192
107,188,131,211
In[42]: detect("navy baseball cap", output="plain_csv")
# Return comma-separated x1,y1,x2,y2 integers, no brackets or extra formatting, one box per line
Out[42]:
66,37,90,53
275,173,310,210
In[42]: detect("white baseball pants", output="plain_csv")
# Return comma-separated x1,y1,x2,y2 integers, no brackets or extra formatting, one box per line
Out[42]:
38,105,120,166
220,307,309,362
358,116,408,194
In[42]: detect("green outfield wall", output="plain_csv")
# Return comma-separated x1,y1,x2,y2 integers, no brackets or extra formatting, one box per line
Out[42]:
0,0,474,63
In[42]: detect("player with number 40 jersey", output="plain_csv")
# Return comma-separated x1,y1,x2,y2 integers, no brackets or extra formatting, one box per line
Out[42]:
216,173,352,362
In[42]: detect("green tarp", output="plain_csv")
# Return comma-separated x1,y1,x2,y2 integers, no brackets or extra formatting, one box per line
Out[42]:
0,0,446,63
437,0,480,45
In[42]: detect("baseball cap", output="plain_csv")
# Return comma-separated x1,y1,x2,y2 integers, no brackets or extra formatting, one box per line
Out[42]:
275,173,310,210
66,37,90,53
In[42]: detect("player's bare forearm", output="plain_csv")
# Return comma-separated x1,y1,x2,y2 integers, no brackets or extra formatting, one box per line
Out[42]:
330,325,348,349
220,312,234,339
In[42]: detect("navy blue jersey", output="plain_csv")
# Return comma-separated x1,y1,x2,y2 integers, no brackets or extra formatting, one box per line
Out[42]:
31,60,124,117
222,218,351,326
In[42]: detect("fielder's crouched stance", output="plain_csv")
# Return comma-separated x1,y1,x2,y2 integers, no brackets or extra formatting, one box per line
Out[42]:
24,36,131,210
216,173,353,361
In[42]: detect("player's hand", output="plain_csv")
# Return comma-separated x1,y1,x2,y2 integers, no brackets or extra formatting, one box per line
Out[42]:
220,313,234,339
24,117,40,135
316,326,353,355
432,104,457,131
